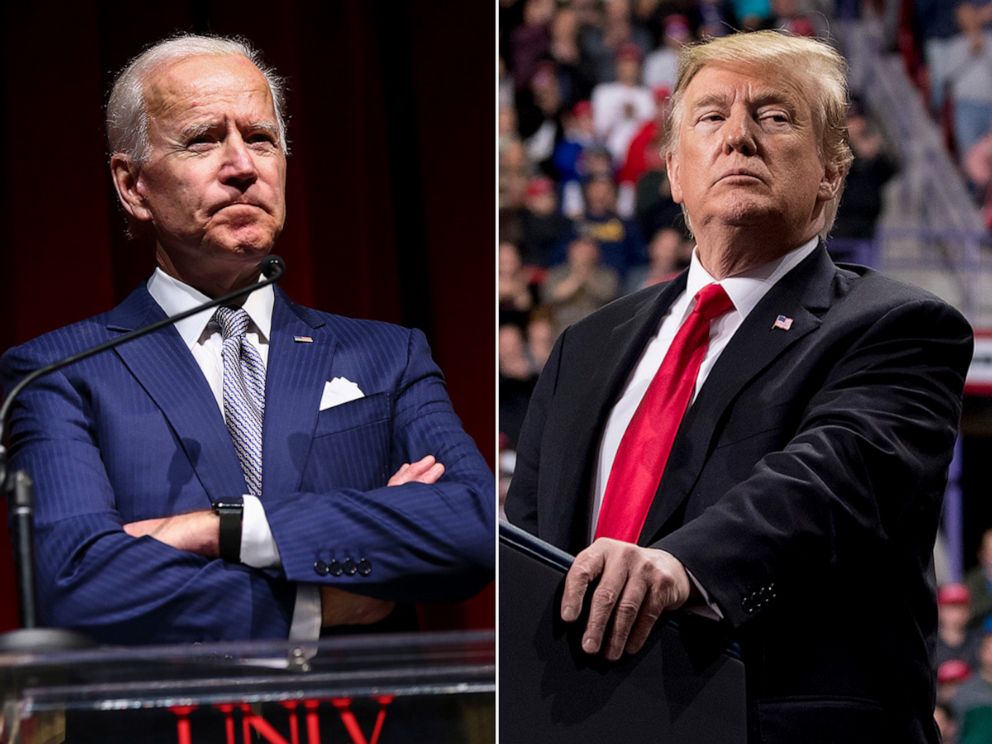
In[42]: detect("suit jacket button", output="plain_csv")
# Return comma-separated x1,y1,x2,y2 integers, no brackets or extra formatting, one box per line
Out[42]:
342,558,357,576
329,559,344,577
314,560,330,576
358,558,372,576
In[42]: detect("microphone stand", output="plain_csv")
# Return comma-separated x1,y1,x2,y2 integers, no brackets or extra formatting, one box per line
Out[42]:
0,256,285,652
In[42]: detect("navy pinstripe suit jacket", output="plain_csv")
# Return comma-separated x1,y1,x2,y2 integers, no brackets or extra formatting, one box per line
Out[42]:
1,284,494,644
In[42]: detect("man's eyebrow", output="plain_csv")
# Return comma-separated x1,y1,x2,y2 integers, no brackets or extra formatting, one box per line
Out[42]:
245,121,280,135
688,91,798,113
689,92,731,111
177,120,279,139
178,121,218,140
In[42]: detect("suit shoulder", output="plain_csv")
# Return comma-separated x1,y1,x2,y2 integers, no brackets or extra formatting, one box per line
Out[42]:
295,306,421,350
1,311,115,377
835,265,971,328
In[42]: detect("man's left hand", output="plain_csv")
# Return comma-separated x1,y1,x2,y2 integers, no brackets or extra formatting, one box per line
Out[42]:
123,455,447,558
561,538,691,661
124,511,218,557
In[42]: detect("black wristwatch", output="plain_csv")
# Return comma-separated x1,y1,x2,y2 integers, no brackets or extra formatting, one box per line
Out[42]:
212,496,244,562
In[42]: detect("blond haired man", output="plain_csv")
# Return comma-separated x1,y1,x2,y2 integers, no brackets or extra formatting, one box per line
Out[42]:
507,31,972,743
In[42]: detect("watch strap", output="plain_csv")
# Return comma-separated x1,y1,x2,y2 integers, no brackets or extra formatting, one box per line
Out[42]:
212,497,244,562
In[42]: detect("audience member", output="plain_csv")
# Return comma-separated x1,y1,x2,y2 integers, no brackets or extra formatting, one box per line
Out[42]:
941,659,974,705
543,237,620,332
499,241,539,329
623,226,690,293
591,42,656,163
549,5,597,105
944,3,992,161
499,324,539,449
936,700,960,744
521,177,571,267
570,173,647,278
939,583,981,670
643,14,693,90
829,99,897,265
952,631,992,744
526,309,557,373
580,0,654,83
553,100,599,216
509,0,555,93
965,529,992,629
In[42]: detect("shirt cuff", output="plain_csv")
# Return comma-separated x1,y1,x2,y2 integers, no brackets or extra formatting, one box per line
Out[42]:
289,585,322,641
684,568,725,621
240,494,282,569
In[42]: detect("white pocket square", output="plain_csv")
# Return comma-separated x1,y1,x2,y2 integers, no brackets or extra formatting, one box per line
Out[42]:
319,377,365,411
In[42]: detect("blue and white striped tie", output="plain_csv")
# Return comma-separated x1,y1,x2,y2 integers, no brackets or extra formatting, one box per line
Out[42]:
214,306,265,497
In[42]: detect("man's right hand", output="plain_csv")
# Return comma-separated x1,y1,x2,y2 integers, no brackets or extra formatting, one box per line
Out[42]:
320,454,446,627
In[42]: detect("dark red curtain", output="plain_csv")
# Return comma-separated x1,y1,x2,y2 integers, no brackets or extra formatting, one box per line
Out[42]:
0,2,495,632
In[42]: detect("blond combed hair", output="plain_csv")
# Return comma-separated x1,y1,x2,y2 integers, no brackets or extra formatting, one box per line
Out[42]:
662,30,854,239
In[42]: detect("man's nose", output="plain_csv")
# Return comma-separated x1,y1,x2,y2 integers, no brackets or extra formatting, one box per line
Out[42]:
220,136,258,189
722,110,757,156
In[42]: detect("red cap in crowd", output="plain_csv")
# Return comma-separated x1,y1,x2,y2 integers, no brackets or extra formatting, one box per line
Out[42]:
937,659,971,684
615,42,643,63
526,177,554,198
938,583,971,606
572,100,592,118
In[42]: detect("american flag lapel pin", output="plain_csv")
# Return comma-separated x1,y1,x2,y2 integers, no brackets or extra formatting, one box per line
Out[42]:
772,315,794,331
294,335,314,343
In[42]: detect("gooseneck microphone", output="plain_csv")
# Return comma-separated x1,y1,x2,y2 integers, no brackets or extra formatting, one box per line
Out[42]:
0,256,285,650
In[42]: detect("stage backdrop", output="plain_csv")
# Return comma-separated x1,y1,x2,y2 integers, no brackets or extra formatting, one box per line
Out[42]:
0,1,495,632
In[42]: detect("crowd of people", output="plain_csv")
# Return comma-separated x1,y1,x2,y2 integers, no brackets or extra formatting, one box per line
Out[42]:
934,529,992,743
912,1,992,228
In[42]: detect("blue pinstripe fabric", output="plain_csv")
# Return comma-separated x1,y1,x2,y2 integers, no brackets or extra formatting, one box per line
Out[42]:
214,307,265,497
0,285,495,644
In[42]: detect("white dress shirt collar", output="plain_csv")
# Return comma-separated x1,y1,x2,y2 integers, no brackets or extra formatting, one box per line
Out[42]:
684,236,820,320
146,267,275,349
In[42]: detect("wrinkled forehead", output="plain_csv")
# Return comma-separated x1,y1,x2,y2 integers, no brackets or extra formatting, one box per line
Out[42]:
680,60,812,115
143,54,275,122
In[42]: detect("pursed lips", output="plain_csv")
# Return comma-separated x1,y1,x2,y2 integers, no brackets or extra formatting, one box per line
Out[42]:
715,169,765,184
210,200,268,216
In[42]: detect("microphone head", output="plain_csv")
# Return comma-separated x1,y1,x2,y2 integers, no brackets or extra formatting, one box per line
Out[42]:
261,255,285,279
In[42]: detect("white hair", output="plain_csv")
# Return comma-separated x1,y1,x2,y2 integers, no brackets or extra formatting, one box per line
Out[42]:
106,33,288,163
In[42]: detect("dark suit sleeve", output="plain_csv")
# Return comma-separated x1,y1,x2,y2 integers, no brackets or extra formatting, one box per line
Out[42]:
0,345,295,645
262,329,495,602
656,298,973,629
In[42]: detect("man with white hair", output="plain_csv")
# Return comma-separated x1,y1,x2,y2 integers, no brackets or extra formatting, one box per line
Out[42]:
1,34,494,644
506,30,973,742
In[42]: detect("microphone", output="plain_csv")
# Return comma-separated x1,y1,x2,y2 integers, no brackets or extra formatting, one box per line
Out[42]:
0,256,285,648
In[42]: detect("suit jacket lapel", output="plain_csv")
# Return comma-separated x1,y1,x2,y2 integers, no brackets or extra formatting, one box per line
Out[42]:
549,275,688,552
108,287,248,503
260,290,335,503
638,245,838,544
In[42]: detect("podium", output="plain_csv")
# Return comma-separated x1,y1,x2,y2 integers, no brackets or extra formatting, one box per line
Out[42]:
0,630,493,744
499,521,746,744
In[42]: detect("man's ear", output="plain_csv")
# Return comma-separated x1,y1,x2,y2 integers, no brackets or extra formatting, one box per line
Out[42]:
667,150,683,204
110,155,153,222
817,161,844,203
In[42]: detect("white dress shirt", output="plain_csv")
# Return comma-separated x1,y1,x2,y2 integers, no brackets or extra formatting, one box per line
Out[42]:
589,238,819,613
147,268,321,641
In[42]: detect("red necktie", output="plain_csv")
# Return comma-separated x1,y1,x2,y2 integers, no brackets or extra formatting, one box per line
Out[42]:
595,283,734,543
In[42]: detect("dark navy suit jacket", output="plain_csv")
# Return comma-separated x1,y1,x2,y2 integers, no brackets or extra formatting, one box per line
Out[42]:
1,285,494,644
506,245,973,743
